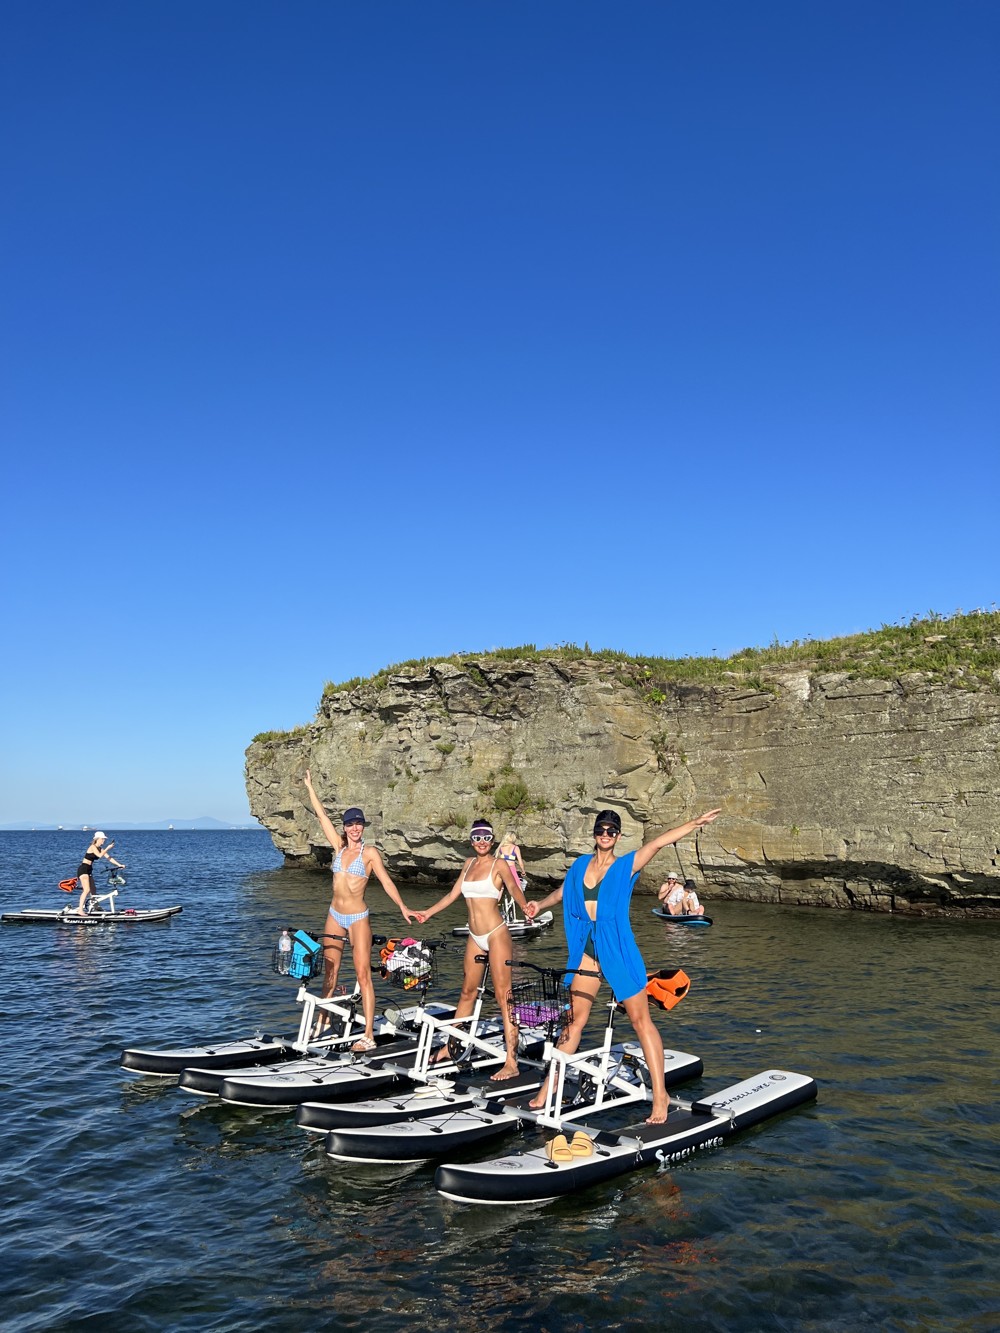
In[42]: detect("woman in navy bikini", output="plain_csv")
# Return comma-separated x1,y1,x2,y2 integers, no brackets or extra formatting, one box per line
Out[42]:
303,769,419,1052
415,818,536,1080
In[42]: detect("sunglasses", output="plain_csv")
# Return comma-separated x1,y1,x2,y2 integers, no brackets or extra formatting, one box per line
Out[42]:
471,833,493,844
595,825,620,837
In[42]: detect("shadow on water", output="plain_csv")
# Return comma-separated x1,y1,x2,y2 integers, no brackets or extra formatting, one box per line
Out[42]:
1,831,998,1331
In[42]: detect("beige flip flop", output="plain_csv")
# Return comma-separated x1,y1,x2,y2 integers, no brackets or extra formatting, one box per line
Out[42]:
545,1134,573,1163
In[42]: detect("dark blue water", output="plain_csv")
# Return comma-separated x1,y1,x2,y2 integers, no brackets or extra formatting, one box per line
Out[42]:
1,830,997,1331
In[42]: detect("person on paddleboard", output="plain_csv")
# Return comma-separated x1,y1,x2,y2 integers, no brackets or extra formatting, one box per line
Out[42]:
302,770,419,1052
71,833,125,915
414,818,537,1080
657,871,686,914
681,878,705,915
527,806,720,1123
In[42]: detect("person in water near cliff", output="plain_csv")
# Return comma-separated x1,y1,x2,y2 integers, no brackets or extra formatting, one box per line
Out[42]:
495,831,527,891
415,818,537,1080
302,769,420,1052
527,806,721,1123
70,833,125,915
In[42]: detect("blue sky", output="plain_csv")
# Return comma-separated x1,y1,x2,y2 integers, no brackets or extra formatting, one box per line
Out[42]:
2,1,997,825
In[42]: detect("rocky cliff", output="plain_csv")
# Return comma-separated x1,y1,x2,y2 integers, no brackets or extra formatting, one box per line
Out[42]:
245,629,1000,917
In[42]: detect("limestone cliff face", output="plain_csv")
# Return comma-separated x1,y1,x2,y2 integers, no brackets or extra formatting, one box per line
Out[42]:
245,658,1000,916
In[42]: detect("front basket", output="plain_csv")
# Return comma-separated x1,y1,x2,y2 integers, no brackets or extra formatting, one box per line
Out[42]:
273,930,324,980
508,975,573,1040
379,939,435,990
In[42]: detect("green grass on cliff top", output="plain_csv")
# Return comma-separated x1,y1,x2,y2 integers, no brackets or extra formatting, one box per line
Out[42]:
321,609,1000,699
250,610,999,741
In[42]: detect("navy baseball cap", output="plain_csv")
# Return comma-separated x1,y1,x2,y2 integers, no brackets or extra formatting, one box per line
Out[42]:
343,807,367,825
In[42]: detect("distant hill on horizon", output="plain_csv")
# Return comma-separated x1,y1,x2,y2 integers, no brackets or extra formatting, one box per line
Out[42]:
0,817,262,831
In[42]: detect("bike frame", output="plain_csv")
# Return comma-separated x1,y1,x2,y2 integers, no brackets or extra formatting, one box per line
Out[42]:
292,983,364,1053
497,963,654,1131
407,951,501,1081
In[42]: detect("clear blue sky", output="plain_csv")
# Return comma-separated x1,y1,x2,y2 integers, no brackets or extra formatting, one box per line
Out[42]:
2,1,997,825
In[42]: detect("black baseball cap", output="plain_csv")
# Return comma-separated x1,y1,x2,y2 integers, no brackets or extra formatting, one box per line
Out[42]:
593,810,622,835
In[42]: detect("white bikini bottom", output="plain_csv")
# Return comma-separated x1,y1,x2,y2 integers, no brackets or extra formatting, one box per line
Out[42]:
469,922,504,951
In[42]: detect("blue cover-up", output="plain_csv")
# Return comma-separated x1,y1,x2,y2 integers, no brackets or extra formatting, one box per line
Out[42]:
563,850,646,1003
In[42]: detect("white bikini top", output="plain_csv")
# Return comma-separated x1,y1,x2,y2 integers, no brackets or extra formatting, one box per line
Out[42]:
461,867,501,901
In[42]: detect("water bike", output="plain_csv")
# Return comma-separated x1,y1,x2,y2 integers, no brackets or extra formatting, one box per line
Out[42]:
2,866,182,927
452,889,554,940
651,907,713,926
432,964,815,1205
184,937,477,1108
321,961,703,1164
122,928,385,1078
297,943,555,1135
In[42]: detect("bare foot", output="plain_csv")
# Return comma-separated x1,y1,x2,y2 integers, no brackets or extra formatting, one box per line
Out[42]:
645,1098,670,1125
490,1061,519,1081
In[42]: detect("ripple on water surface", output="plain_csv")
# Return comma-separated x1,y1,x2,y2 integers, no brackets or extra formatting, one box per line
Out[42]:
1,831,998,1331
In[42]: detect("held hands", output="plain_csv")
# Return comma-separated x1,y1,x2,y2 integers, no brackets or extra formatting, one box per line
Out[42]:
523,901,538,919
412,911,429,925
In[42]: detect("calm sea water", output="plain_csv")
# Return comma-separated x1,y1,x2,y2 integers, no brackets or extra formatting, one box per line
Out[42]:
1,830,997,1332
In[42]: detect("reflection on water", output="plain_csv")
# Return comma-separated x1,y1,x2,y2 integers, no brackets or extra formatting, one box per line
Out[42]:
1,830,998,1331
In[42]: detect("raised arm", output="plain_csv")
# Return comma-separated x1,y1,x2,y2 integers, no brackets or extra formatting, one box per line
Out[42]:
632,809,721,875
96,842,126,869
495,858,535,918
302,769,344,852
366,847,419,924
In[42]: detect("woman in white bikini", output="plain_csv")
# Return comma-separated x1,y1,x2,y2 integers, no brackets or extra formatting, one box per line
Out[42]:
303,769,419,1052
415,818,536,1080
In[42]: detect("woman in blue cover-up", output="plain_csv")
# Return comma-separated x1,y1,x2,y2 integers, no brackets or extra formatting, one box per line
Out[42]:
528,806,720,1123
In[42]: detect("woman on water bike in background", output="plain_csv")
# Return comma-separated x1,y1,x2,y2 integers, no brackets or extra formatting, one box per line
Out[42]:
495,831,527,891
415,818,537,1081
528,806,720,1123
303,769,420,1052
72,832,125,915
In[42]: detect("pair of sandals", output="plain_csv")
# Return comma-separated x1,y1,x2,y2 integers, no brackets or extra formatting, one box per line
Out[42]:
546,1130,593,1162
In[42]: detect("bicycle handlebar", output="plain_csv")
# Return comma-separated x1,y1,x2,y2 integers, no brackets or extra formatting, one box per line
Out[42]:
310,932,449,953
504,959,601,979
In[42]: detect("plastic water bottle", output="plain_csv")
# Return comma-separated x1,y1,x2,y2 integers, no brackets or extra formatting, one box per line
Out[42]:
277,929,292,974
